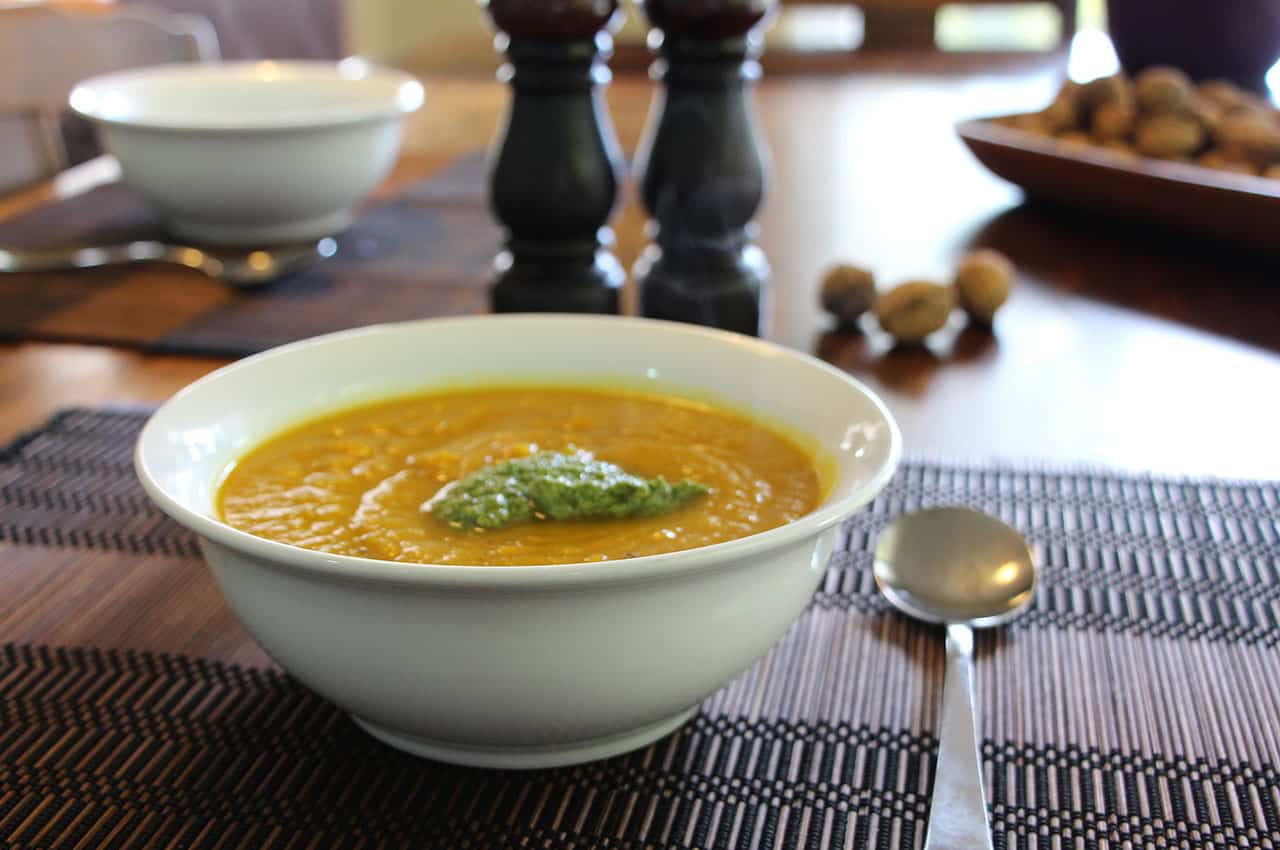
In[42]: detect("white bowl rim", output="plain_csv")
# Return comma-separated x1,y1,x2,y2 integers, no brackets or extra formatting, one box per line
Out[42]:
135,315,902,590
69,59,425,132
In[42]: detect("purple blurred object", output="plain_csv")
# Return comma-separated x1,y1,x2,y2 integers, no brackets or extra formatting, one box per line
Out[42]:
1108,0,1280,92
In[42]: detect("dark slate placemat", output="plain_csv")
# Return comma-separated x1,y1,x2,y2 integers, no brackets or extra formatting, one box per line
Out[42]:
0,153,496,357
3,408,1280,849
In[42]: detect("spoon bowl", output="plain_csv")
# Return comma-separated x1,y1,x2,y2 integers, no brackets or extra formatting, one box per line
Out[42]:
874,507,1035,627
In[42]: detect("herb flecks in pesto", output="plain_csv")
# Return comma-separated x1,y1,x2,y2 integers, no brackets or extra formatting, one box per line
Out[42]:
426,451,708,530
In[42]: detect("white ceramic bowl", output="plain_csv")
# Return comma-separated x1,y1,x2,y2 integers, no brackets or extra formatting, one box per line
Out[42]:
69,60,424,245
135,316,900,768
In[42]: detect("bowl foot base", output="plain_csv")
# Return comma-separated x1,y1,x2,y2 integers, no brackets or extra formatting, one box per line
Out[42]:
165,210,353,246
352,706,698,769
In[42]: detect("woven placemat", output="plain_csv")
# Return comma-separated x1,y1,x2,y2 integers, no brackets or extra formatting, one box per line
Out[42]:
0,153,496,357
3,409,1280,849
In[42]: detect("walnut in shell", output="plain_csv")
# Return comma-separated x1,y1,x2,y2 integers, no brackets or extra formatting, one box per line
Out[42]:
1134,113,1205,158
1057,130,1092,147
1092,99,1136,141
1192,98,1224,134
1134,66,1195,114
1214,111,1280,163
1010,112,1051,135
954,250,1014,325
1196,79,1249,111
1197,150,1258,175
1099,139,1139,159
874,281,955,344
1039,83,1081,134
1080,73,1131,113
819,264,877,325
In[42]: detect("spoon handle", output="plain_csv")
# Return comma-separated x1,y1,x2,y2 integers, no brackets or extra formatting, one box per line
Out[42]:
924,623,994,850
0,242,171,273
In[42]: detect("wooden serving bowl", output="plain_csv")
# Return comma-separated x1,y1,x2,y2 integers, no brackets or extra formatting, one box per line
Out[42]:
957,115,1280,254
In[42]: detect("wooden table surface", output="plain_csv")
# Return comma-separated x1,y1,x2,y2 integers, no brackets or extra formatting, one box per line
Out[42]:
3,55,1279,845
3,55,1280,479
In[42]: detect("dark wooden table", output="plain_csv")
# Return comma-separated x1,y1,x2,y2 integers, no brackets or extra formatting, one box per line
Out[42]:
2,54,1278,482
3,53,1279,850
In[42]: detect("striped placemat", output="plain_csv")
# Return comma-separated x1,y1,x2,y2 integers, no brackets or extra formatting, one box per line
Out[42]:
0,153,495,357
2,408,1279,849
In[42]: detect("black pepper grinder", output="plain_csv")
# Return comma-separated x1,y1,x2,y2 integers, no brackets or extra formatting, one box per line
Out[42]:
480,0,626,314
633,0,777,336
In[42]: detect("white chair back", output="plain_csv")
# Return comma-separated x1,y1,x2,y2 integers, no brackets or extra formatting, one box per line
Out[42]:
0,3,219,194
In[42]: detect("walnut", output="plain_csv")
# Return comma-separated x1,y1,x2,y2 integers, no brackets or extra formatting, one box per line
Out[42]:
874,281,955,344
1057,130,1093,147
1080,73,1131,113
1099,139,1139,159
954,250,1014,325
1197,150,1258,175
1192,97,1224,134
1134,114,1205,158
1039,82,1082,134
1213,111,1280,163
819,264,877,325
1091,99,1136,141
1196,79,1250,111
1010,112,1051,135
1134,66,1195,114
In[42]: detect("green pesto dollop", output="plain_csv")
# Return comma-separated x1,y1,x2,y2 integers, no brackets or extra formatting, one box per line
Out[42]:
425,451,708,530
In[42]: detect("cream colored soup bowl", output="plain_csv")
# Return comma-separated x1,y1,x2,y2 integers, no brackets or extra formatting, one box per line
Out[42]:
135,315,900,768
70,60,423,245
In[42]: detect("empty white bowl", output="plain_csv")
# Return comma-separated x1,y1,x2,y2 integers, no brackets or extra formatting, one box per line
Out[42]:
135,316,901,768
69,60,424,245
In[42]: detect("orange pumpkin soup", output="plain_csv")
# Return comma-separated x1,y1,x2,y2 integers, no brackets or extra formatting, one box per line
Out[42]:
218,386,823,566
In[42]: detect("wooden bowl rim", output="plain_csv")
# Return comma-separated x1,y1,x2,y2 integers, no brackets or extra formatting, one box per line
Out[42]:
956,114,1280,202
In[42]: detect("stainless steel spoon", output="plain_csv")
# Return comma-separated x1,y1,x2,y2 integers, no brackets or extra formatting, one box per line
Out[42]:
873,506,1036,850
0,237,337,288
